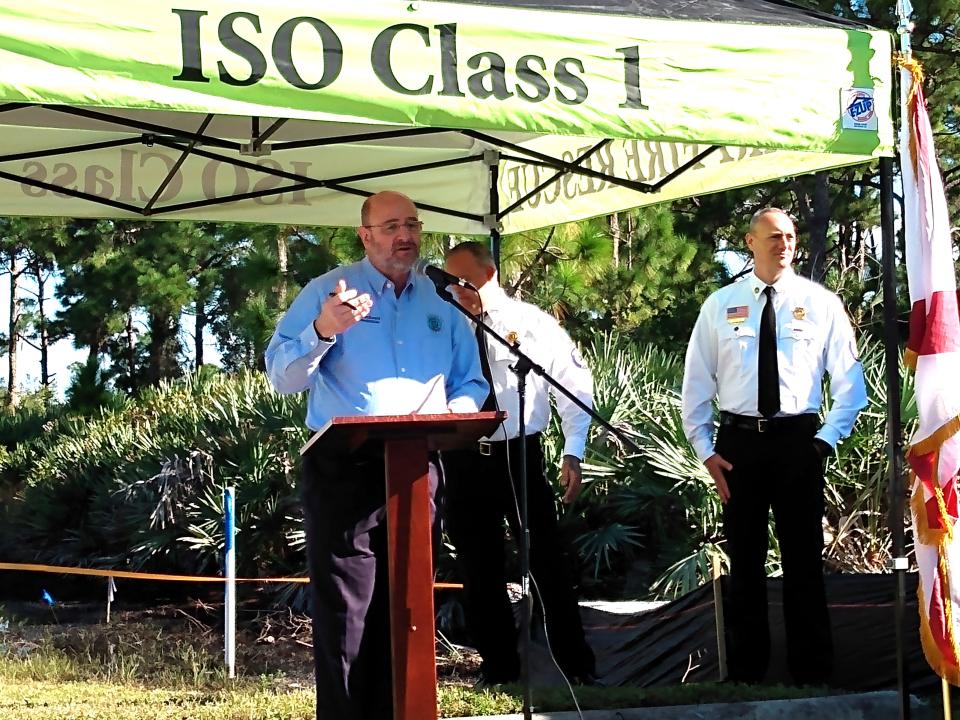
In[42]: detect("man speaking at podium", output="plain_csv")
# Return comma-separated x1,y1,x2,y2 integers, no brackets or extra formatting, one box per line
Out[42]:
265,190,488,720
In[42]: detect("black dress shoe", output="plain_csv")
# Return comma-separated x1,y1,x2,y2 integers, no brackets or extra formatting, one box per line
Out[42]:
473,673,518,690
569,672,598,687
472,677,502,690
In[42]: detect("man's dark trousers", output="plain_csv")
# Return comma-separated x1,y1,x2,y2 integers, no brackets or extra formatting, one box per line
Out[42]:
442,433,594,683
716,416,832,685
301,446,438,720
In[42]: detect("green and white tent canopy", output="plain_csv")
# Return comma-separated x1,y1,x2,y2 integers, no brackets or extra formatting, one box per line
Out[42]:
0,0,894,234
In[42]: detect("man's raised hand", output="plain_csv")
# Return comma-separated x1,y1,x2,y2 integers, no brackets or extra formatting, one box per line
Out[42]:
313,279,373,339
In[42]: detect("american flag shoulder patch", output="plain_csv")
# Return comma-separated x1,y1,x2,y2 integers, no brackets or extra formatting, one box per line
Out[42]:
726,305,749,324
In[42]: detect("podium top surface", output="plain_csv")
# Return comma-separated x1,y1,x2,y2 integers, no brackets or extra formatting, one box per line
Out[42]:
301,411,506,455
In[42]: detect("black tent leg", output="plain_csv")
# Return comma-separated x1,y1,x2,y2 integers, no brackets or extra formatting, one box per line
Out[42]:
880,155,910,720
485,151,532,718
490,227,502,275
487,151,502,273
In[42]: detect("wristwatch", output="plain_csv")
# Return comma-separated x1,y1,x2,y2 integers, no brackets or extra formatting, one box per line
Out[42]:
313,319,335,343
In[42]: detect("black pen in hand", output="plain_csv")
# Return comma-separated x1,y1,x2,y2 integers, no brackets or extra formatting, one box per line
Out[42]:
328,291,359,310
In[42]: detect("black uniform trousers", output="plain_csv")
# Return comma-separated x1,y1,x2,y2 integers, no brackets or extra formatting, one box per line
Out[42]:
441,433,594,683
300,444,439,720
715,415,832,685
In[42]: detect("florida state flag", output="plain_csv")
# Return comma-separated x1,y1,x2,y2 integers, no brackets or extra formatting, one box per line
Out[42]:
902,59,960,684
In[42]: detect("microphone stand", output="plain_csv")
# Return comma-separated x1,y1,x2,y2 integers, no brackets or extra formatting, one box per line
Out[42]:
432,283,639,720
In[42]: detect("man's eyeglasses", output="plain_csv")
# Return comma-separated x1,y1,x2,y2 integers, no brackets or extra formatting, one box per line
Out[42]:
363,220,424,235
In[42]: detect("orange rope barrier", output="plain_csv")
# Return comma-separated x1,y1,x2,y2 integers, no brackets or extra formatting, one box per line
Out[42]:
0,562,463,589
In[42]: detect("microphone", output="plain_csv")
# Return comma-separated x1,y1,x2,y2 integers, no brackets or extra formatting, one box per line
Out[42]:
413,259,477,291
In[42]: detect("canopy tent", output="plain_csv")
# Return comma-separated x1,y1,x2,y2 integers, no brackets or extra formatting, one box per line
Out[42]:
0,0,893,236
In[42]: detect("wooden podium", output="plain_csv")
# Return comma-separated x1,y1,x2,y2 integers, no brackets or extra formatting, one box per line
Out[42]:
303,411,504,720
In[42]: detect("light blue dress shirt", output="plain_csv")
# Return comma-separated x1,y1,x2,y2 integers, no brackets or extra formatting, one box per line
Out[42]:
265,256,488,431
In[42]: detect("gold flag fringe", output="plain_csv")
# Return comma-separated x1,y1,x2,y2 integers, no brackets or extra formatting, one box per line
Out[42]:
905,347,919,370
909,415,960,458
895,54,925,104
918,577,960,687
895,54,923,178
914,480,953,546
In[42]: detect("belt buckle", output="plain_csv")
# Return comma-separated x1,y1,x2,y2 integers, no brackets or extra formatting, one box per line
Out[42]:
478,441,491,456
757,418,768,433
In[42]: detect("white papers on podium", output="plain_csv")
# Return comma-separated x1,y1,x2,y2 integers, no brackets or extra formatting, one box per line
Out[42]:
300,374,449,456
370,374,447,415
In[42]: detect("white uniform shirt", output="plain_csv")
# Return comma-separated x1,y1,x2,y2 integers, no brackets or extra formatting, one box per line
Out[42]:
478,284,593,459
682,269,867,463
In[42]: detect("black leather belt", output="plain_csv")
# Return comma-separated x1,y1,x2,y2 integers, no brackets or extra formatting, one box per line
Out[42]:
719,411,817,433
477,432,541,455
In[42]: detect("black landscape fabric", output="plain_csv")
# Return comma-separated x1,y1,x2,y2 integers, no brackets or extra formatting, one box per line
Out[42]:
571,573,937,691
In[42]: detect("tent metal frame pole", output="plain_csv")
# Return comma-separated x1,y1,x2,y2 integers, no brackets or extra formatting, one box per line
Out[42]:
0,137,141,163
270,126,450,151
145,183,318,215
880,154,910,720
890,3,912,711
486,150,533,719
0,167,143,214
143,114,213,215
499,143,719,216
40,106,452,152
44,104,239,149
156,137,482,188
465,129,653,194
487,151,502,272
499,140,610,218
0,103,721,228
647,145,721,192
0,105,489,222
326,155,483,188
251,117,283,150
150,138,486,221
0,122,484,220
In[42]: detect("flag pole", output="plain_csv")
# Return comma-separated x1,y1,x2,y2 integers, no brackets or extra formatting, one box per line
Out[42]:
944,678,953,720
881,149,910,720
890,3,914,719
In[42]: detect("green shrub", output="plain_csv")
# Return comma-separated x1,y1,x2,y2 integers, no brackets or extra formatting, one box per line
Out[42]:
2,370,307,586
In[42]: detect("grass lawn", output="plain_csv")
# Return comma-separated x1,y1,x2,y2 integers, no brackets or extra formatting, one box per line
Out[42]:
1,674,838,720
0,604,836,719
0,649,837,720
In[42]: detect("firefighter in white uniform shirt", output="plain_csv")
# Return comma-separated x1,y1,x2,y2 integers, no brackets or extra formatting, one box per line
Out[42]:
681,208,867,685
441,240,596,686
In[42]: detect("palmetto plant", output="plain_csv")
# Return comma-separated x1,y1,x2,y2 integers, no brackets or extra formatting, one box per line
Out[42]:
822,339,915,574
2,370,308,586
553,334,727,598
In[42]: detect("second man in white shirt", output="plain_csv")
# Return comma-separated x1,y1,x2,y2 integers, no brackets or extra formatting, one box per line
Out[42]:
441,240,596,686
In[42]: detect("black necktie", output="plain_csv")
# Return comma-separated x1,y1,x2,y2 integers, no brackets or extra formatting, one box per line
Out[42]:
758,286,780,418
475,319,497,412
